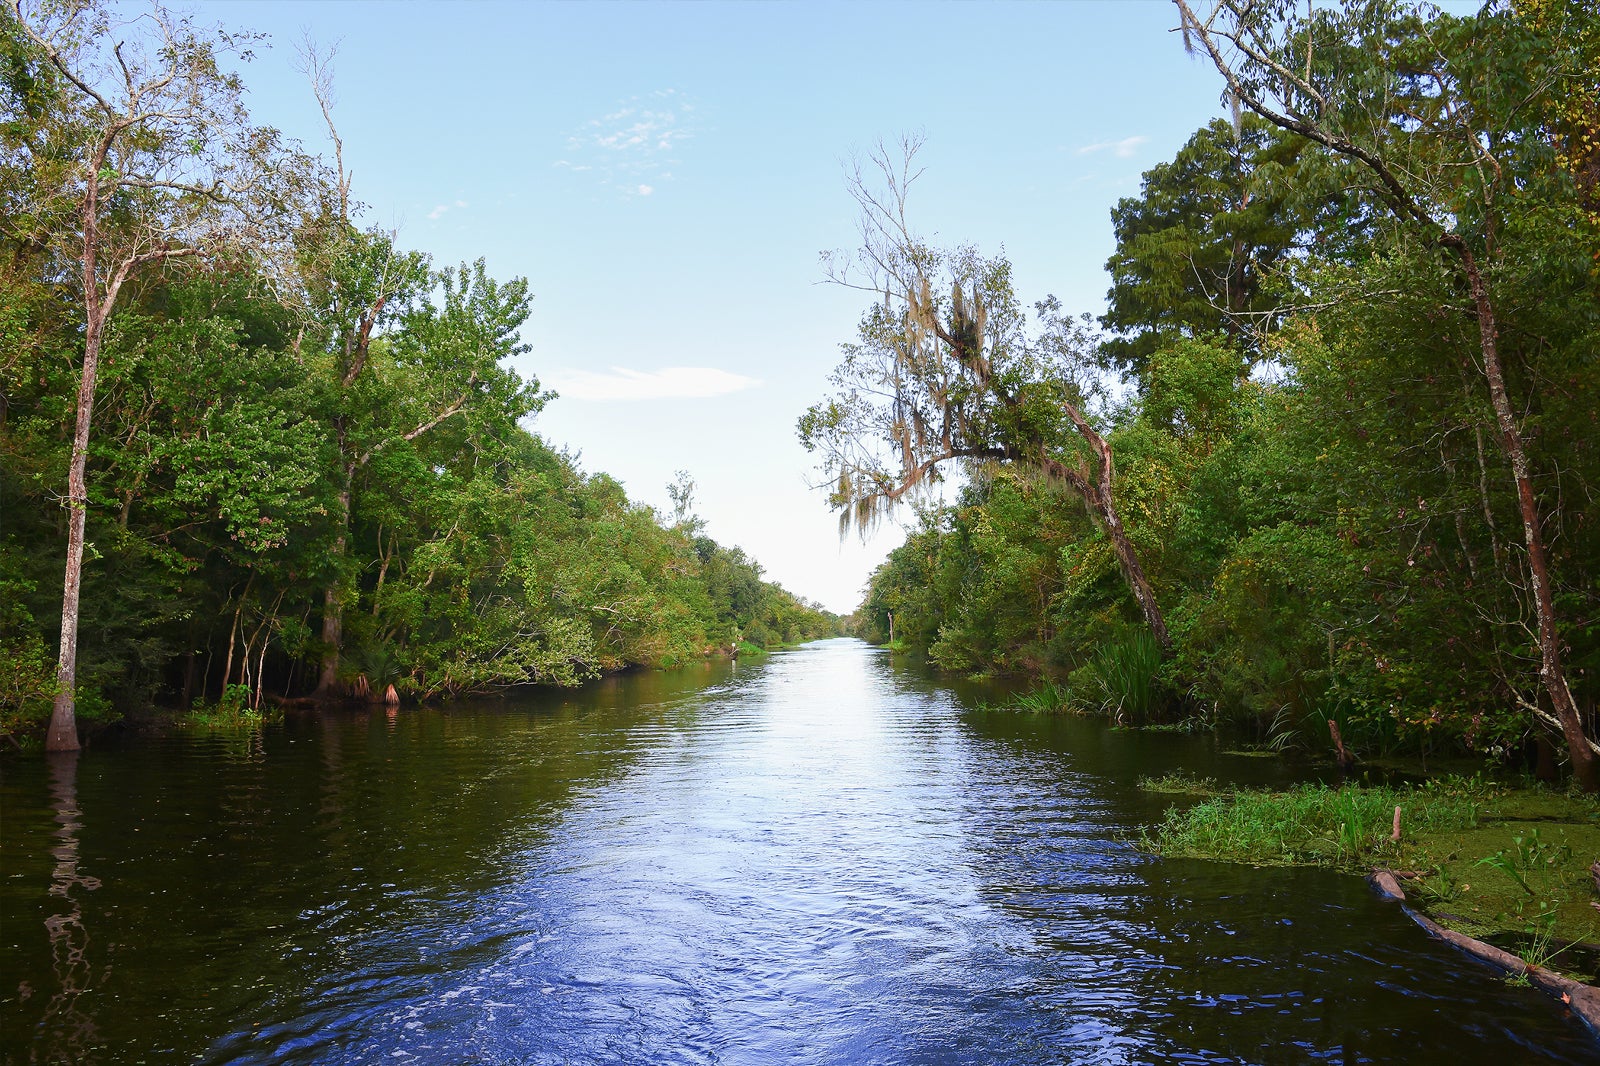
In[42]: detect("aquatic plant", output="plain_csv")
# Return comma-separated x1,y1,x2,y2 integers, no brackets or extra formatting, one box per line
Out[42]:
1476,828,1588,969
1081,632,1164,723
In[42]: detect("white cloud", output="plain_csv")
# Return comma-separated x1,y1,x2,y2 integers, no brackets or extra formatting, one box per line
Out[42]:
1077,135,1148,158
546,366,760,402
559,89,694,196
427,199,468,221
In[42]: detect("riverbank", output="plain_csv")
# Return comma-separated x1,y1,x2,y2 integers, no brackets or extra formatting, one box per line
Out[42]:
1139,775,1600,985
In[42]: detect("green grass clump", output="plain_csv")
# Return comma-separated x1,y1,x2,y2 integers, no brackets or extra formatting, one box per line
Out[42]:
1009,677,1070,714
1141,779,1486,869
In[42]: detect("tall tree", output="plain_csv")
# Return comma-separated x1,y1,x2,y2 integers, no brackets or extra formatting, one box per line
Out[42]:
1173,0,1600,786
1101,115,1341,374
801,139,1170,651
7,0,306,749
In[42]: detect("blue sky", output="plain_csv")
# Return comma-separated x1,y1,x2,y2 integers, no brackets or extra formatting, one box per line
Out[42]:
200,0,1237,613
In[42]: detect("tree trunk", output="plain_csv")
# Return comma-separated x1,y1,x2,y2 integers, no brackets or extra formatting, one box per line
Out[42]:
47,404,91,751
1100,497,1172,654
181,645,196,710
46,197,106,753
1447,237,1597,791
1051,409,1173,654
314,470,353,699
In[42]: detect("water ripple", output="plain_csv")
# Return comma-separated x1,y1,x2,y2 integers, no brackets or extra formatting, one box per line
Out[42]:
4,642,1597,1064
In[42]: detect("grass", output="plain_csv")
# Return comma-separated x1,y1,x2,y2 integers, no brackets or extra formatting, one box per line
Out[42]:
1088,633,1162,722
1140,776,1600,980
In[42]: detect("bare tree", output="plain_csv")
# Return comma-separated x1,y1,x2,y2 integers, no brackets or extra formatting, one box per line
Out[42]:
9,0,311,749
802,137,1170,651
1173,0,1596,787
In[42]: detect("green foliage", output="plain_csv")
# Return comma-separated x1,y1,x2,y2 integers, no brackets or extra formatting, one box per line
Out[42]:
1101,116,1340,375
1142,781,1483,869
0,186,838,740
187,684,278,728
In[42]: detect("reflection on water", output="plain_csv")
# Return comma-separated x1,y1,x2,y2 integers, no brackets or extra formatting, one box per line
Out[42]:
33,752,103,1065
2,642,1596,1064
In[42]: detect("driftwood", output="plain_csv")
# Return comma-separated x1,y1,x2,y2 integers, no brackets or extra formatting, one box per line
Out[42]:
1370,868,1600,1038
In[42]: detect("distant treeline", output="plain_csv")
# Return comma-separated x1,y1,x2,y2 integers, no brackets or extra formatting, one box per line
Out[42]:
808,1,1599,775
0,1,839,743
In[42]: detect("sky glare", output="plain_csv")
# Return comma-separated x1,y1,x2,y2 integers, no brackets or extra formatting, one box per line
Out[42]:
200,0,1240,614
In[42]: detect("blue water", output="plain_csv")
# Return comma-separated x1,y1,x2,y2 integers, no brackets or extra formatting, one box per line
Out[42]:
3,640,1595,1064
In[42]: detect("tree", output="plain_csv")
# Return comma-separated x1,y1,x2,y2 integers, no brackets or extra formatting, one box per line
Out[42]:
1101,115,1342,374
1172,0,1600,786
801,138,1171,651
7,0,308,749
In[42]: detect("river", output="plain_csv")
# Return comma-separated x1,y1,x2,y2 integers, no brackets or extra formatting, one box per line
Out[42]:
2,639,1595,1063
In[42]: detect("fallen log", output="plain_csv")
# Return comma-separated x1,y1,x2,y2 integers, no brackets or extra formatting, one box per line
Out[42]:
1370,868,1600,1039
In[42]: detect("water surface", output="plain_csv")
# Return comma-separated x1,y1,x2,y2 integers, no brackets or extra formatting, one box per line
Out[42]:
3,639,1595,1063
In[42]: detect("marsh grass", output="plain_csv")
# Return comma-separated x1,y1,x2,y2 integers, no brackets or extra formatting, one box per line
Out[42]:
1141,776,1600,978
1140,779,1486,869
1473,827,1595,970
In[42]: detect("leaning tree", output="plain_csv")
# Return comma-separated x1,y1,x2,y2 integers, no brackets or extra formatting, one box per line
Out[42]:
800,138,1171,652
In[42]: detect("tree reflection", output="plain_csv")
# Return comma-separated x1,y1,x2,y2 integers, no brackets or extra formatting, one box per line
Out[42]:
35,751,102,1065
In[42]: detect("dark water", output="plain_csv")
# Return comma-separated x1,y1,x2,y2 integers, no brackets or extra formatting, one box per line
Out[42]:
3,639,1596,1064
